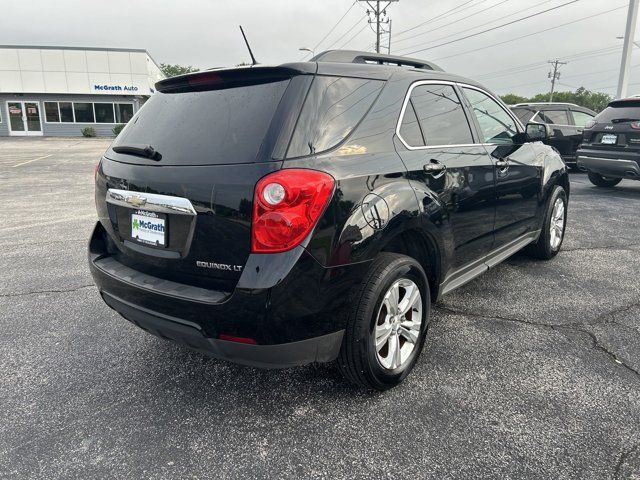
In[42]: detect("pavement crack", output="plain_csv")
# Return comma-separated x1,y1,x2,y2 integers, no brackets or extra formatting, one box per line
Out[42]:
0,284,94,298
434,305,549,328
562,243,640,252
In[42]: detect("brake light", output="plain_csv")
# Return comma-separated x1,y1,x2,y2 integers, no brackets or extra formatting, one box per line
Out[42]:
631,122,640,129
219,334,257,344
585,120,596,129
93,160,101,180
251,169,335,253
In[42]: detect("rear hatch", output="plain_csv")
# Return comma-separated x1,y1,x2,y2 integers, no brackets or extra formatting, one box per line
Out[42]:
581,99,640,155
95,66,314,293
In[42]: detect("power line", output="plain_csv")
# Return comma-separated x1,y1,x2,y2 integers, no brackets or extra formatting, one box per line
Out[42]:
403,0,581,56
392,0,482,39
324,13,369,50
311,1,358,53
338,22,370,49
393,0,515,47
432,5,627,62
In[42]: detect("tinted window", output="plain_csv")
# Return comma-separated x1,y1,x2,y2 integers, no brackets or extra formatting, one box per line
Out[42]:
287,76,383,157
511,107,534,123
45,102,59,122
59,102,74,122
463,88,518,144
535,110,569,124
571,110,594,127
596,105,640,123
94,103,115,123
74,103,94,123
115,103,134,123
399,100,425,147
112,80,289,165
409,84,473,146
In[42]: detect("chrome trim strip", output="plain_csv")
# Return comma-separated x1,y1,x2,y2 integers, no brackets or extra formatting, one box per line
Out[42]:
395,80,523,151
106,188,197,216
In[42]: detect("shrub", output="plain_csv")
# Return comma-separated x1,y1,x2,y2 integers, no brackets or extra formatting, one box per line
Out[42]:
81,127,96,138
112,124,126,136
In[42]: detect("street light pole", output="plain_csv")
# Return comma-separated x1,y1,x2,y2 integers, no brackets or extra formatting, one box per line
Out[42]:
299,47,315,58
616,0,640,99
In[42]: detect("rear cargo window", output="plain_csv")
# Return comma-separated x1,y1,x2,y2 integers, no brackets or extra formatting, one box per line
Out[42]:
510,107,535,123
596,105,640,123
286,76,383,158
110,80,290,165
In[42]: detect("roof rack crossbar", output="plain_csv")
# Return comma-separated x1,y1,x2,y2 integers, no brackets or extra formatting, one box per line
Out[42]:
310,50,443,72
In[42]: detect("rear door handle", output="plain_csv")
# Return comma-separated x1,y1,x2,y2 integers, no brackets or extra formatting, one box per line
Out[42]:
423,160,447,178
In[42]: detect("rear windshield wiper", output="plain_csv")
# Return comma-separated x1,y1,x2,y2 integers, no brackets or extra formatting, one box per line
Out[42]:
112,144,162,161
611,118,640,123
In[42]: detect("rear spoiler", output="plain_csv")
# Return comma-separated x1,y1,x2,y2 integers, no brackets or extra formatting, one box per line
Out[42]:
609,98,640,108
156,64,316,93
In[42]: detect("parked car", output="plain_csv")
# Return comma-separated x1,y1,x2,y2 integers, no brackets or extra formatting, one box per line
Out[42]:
577,97,640,187
88,50,570,390
510,102,597,169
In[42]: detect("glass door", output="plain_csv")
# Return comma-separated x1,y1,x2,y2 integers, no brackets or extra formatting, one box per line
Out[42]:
24,102,42,135
6,101,43,136
7,102,26,136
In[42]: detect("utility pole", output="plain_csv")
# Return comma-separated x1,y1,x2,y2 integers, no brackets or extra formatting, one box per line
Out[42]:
548,59,567,102
358,1,399,53
617,0,640,99
387,19,392,54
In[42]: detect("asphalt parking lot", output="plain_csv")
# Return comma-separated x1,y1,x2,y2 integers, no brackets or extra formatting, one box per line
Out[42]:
1,137,639,479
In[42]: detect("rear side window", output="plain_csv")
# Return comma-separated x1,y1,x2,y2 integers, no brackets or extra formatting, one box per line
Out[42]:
511,107,535,123
399,100,425,146
534,110,569,124
462,87,518,144
286,76,383,158
111,80,290,165
402,84,473,146
571,110,594,127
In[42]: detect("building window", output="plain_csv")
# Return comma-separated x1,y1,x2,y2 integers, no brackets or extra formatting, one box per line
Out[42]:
60,102,74,122
73,103,95,123
42,101,134,124
115,103,134,123
95,103,115,123
45,102,60,122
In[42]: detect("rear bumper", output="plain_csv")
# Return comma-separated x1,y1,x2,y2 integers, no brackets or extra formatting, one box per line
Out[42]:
89,222,367,367
102,291,343,368
576,151,640,179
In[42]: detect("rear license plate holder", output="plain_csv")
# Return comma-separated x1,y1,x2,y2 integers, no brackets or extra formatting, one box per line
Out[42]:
131,210,167,247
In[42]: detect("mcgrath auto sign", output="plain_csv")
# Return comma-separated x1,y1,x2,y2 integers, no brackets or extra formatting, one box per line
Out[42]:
94,84,139,92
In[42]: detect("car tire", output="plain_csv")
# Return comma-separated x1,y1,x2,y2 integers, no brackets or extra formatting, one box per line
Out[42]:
337,252,430,391
525,185,567,260
587,172,622,187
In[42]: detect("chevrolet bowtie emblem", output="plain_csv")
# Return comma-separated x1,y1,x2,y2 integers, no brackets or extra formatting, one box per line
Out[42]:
126,195,147,207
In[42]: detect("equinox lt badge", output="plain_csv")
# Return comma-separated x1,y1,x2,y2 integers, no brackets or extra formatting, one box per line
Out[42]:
196,261,243,272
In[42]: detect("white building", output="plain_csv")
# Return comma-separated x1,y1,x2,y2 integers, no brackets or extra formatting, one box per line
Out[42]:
0,45,165,137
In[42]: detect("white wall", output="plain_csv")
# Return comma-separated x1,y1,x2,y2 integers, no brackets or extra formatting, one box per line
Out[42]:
0,47,165,95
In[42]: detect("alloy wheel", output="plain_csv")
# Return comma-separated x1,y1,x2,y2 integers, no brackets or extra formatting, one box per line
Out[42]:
549,198,565,250
374,278,423,370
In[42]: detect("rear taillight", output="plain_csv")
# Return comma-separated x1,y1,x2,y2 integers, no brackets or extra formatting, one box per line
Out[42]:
251,169,334,253
94,160,101,180
585,120,596,129
631,121,640,129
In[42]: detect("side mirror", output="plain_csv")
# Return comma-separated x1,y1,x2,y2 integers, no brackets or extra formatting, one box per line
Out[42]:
526,123,548,141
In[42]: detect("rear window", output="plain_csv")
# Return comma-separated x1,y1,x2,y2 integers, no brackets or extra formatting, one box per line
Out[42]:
110,80,290,165
286,76,384,158
596,105,640,123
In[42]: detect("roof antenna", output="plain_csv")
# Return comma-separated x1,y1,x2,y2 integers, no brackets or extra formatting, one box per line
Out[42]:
239,25,258,66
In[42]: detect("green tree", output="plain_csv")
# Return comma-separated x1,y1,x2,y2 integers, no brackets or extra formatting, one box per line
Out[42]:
160,63,199,78
500,93,528,105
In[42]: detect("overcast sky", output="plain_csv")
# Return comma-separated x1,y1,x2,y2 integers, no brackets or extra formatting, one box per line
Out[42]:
2,0,635,96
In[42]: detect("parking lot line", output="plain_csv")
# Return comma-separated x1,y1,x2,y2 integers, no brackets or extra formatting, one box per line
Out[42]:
12,154,53,168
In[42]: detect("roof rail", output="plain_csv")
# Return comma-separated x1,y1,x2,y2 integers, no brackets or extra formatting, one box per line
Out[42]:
513,102,580,107
310,50,443,72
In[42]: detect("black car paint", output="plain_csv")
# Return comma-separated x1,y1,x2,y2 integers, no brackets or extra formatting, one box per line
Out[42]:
89,60,569,367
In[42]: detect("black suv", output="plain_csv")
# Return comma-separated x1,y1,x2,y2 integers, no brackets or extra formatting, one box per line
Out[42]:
577,97,640,187
89,50,570,390
510,102,596,169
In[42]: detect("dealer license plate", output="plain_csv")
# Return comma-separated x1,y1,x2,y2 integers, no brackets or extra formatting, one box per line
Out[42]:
601,134,618,145
131,211,166,246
